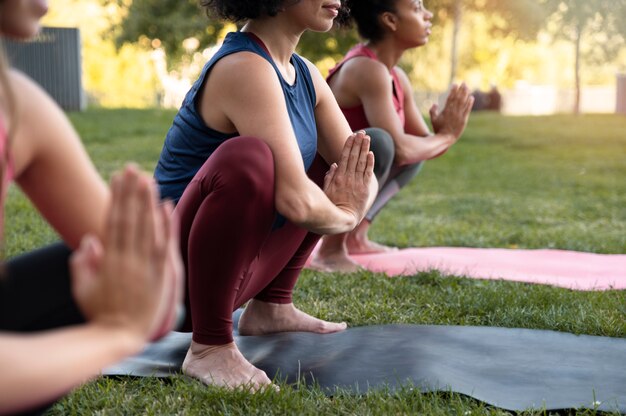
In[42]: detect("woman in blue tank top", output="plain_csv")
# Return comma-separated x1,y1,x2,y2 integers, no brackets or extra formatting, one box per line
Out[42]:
154,0,378,390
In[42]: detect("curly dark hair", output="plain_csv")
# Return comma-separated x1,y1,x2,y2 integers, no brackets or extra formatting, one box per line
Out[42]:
337,0,398,43
202,0,351,23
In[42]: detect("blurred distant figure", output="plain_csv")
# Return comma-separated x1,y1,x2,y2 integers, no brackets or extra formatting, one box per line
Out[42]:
472,85,502,112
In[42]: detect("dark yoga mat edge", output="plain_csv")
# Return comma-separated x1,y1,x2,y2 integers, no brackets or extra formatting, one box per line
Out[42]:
104,321,626,414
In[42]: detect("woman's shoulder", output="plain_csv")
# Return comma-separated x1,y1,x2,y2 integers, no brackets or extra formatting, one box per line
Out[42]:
7,68,40,95
338,56,390,90
5,69,58,124
210,50,276,86
203,32,276,81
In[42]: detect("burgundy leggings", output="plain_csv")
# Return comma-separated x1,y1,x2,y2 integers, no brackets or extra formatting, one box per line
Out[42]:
176,136,326,345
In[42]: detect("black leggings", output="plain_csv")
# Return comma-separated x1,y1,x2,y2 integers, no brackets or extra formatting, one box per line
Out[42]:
365,128,424,222
0,243,84,332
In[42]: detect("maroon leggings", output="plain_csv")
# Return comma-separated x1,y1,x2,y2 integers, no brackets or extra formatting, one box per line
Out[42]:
176,136,326,345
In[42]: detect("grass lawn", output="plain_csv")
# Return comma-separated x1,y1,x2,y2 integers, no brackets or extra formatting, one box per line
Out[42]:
5,110,626,415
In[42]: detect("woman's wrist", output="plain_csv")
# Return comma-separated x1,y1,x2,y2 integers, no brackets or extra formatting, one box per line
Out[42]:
337,206,360,232
87,321,147,358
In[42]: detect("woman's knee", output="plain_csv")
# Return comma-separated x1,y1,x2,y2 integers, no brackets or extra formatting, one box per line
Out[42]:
365,127,395,181
208,136,275,201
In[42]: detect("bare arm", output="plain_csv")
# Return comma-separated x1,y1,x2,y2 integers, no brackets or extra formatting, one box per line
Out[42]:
343,60,472,166
0,324,143,414
304,59,378,214
200,53,373,234
0,166,184,415
10,70,108,248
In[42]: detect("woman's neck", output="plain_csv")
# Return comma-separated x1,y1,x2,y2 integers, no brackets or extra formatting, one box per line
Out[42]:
242,18,303,68
365,39,405,71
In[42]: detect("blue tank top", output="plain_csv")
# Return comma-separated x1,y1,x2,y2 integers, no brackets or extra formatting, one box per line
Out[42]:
154,31,318,203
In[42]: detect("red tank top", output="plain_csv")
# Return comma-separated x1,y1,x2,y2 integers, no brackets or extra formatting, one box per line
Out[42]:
327,44,405,131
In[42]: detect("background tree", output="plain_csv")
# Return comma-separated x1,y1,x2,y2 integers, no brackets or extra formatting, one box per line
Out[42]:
113,0,549,80
114,0,357,71
426,0,547,86
114,0,225,64
541,0,626,114
44,0,160,107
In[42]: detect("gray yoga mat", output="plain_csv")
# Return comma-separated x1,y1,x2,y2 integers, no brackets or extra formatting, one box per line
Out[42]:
104,311,626,413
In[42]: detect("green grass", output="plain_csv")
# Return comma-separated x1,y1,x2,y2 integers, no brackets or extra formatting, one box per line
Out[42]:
5,110,626,415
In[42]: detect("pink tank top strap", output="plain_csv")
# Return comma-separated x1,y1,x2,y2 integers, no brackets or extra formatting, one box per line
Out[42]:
327,44,376,81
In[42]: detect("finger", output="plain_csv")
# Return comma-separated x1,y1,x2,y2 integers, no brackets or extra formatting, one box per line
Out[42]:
150,201,182,340
86,234,104,272
137,175,158,258
70,235,103,304
106,171,123,249
346,131,365,174
323,163,338,192
121,165,142,253
449,83,459,97
151,199,171,280
164,201,185,307
155,278,181,340
337,134,355,175
429,104,439,121
70,236,92,287
456,88,469,105
110,165,140,252
363,151,375,185
464,95,475,116
459,82,469,95
447,83,462,106
355,134,370,174
147,201,175,341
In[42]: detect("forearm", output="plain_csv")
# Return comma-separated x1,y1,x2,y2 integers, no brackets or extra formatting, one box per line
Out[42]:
394,132,455,165
0,324,143,414
304,174,378,234
277,179,358,235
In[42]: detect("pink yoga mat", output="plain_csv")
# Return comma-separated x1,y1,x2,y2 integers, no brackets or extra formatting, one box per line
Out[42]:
307,247,626,291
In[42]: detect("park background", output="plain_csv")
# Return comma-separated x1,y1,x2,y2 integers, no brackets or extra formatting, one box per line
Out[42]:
5,0,626,414
39,0,626,115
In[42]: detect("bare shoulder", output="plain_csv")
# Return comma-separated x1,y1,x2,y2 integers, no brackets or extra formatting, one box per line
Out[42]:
8,69,56,113
201,50,285,126
8,68,66,137
8,68,36,88
209,51,278,87
340,57,390,90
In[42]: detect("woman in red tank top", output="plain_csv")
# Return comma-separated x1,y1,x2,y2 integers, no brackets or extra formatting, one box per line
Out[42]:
311,0,475,272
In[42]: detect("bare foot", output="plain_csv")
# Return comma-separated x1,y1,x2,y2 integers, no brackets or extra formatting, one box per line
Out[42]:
346,237,398,255
238,299,347,336
308,253,363,273
182,340,275,391
346,220,398,255
308,233,364,273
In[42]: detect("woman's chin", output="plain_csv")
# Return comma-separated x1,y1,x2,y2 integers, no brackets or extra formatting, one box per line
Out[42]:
2,24,41,41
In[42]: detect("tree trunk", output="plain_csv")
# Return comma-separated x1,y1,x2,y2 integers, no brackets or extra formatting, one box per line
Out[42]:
449,0,462,86
573,21,582,115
